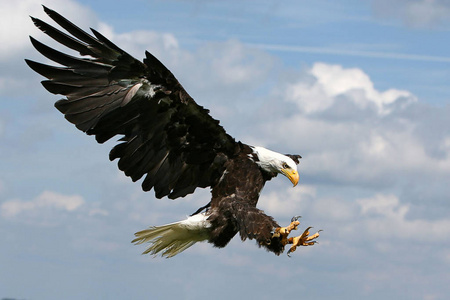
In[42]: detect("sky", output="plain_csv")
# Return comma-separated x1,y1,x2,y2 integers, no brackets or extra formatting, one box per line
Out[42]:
1,0,450,299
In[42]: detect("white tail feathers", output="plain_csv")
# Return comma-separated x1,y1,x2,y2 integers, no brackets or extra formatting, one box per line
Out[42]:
132,213,211,258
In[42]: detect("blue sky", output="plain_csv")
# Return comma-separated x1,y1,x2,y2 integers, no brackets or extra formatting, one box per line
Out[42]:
1,0,450,299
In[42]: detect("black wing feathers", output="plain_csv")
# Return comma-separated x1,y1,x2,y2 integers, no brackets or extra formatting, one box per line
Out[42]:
40,6,118,61
27,6,237,199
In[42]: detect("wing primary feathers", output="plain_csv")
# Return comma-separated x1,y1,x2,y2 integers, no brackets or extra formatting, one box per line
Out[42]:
30,16,98,58
89,27,124,53
25,59,108,85
29,36,112,71
28,6,238,199
41,6,114,57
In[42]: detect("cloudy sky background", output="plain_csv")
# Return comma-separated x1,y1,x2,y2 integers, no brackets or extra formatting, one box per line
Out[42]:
1,0,450,299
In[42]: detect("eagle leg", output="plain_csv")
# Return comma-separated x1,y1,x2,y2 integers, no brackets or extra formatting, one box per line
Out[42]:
272,216,301,246
286,227,322,257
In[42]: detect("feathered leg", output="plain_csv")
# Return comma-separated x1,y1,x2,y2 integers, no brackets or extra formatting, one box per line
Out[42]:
207,198,322,256
208,201,287,254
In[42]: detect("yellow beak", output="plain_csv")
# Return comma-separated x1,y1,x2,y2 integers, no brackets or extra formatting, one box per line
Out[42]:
282,169,299,187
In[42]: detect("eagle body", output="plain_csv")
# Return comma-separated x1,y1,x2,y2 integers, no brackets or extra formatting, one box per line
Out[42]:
27,6,305,258
208,144,278,248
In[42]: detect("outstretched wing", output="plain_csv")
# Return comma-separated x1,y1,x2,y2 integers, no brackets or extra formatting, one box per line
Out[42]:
26,6,238,199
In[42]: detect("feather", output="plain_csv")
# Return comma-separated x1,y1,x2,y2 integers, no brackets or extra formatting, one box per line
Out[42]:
41,5,118,60
132,213,211,258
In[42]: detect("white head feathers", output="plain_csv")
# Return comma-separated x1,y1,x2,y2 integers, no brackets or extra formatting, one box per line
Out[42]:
251,146,297,173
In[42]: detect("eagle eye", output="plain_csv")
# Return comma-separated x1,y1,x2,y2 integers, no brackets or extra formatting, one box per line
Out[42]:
282,162,289,169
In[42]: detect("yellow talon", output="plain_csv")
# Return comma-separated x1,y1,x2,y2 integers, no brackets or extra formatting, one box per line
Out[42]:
287,228,322,257
273,219,300,246
272,216,321,256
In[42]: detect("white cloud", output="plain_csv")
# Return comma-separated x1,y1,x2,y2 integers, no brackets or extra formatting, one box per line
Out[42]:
311,196,357,221
357,193,450,241
285,62,416,115
258,62,450,192
1,190,84,218
259,184,316,217
0,0,99,60
372,0,450,27
201,40,273,87
175,39,275,102
88,207,109,217
113,30,180,60
358,193,407,217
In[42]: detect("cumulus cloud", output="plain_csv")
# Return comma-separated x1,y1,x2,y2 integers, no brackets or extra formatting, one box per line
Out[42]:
372,0,450,27
1,190,84,218
285,62,416,115
254,62,450,194
195,40,274,88
111,30,179,60
357,193,450,241
259,184,316,217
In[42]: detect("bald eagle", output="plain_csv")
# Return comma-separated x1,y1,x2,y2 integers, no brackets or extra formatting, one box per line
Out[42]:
26,6,320,257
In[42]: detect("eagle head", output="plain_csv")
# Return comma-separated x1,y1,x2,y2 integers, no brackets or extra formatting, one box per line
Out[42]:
251,146,300,186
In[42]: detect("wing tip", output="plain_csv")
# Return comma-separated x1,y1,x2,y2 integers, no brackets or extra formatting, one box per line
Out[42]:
42,5,55,16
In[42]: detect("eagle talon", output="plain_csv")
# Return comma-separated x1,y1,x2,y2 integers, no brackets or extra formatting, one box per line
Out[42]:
273,217,301,246
291,215,301,222
287,248,294,257
285,227,322,256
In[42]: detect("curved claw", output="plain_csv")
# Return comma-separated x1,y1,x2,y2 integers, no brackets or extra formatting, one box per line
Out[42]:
291,215,301,222
303,226,313,233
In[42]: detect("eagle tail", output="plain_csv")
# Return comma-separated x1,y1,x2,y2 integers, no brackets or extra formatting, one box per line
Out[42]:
132,213,211,258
